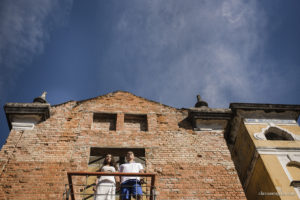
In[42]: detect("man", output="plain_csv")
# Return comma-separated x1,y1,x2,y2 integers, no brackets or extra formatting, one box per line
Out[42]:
119,151,144,200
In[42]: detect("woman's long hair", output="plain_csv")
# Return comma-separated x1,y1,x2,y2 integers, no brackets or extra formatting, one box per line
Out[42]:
99,154,118,171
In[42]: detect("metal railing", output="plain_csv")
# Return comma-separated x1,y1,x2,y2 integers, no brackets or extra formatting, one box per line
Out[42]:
65,172,156,200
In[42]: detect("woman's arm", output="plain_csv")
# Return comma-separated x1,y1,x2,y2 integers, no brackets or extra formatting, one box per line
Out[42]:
94,166,102,191
94,177,98,192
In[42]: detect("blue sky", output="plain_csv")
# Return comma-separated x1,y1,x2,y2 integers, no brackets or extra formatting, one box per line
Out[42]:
0,0,300,147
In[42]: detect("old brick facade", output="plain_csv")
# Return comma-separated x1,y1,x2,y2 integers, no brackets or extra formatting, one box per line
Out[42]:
0,91,246,200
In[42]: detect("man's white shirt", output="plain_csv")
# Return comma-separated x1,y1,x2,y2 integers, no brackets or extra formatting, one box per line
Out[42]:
119,162,143,183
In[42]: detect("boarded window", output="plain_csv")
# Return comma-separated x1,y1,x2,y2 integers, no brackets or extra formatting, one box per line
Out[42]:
93,113,117,131
124,114,148,131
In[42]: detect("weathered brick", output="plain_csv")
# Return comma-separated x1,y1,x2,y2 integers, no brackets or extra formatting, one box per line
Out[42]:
0,91,246,200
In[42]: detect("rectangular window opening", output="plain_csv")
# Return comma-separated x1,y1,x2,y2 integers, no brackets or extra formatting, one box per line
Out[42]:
82,148,148,199
124,114,148,131
89,147,146,167
93,113,117,131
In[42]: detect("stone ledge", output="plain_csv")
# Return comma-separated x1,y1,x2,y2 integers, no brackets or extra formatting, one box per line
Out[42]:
188,108,232,131
4,103,50,130
230,103,300,113
189,108,232,120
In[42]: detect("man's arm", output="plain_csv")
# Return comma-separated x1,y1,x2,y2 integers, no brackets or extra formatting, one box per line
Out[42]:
139,164,144,184
139,163,144,173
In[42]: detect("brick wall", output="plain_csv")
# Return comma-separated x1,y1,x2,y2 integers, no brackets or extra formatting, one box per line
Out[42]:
0,91,245,200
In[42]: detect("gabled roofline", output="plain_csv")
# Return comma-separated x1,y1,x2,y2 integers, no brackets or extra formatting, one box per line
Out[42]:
52,90,179,110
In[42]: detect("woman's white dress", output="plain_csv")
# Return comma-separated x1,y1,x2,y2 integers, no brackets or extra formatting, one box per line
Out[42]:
94,166,116,200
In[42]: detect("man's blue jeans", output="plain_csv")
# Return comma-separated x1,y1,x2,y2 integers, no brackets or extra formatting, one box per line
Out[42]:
120,179,143,200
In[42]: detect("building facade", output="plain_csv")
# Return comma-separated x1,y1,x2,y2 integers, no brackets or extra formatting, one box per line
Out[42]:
227,103,300,200
0,91,299,200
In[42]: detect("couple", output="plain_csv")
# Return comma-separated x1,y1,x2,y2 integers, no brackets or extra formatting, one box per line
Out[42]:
94,151,144,200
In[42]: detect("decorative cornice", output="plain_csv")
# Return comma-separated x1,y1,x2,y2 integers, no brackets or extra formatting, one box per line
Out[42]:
189,109,232,120
230,103,300,113
188,108,232,131
4,103,50,130
226,103,300,145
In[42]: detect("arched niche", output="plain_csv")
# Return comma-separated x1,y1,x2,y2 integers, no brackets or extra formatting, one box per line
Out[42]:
254,125,297,141
265,126,294,141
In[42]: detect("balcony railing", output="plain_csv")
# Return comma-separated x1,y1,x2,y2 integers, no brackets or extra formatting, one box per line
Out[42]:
64,172,156,200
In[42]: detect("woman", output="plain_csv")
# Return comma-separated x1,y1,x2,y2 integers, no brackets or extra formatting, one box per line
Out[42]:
94,154,118,200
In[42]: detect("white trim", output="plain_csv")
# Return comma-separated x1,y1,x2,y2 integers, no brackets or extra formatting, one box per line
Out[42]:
244,118,297,125
277,155,300,198
253,125,300,141
194,129,224,132
277,155,293,182
11,122,35,130
287,154,300,164
257,147,300,155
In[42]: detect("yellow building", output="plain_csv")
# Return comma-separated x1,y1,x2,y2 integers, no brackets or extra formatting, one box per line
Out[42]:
227,103,300,200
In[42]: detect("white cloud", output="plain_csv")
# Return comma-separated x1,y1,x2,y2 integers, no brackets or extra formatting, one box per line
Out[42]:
0,0,73,98
106,0,267,108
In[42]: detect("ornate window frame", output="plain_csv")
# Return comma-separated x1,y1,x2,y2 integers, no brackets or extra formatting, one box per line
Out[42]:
254,125,300,141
